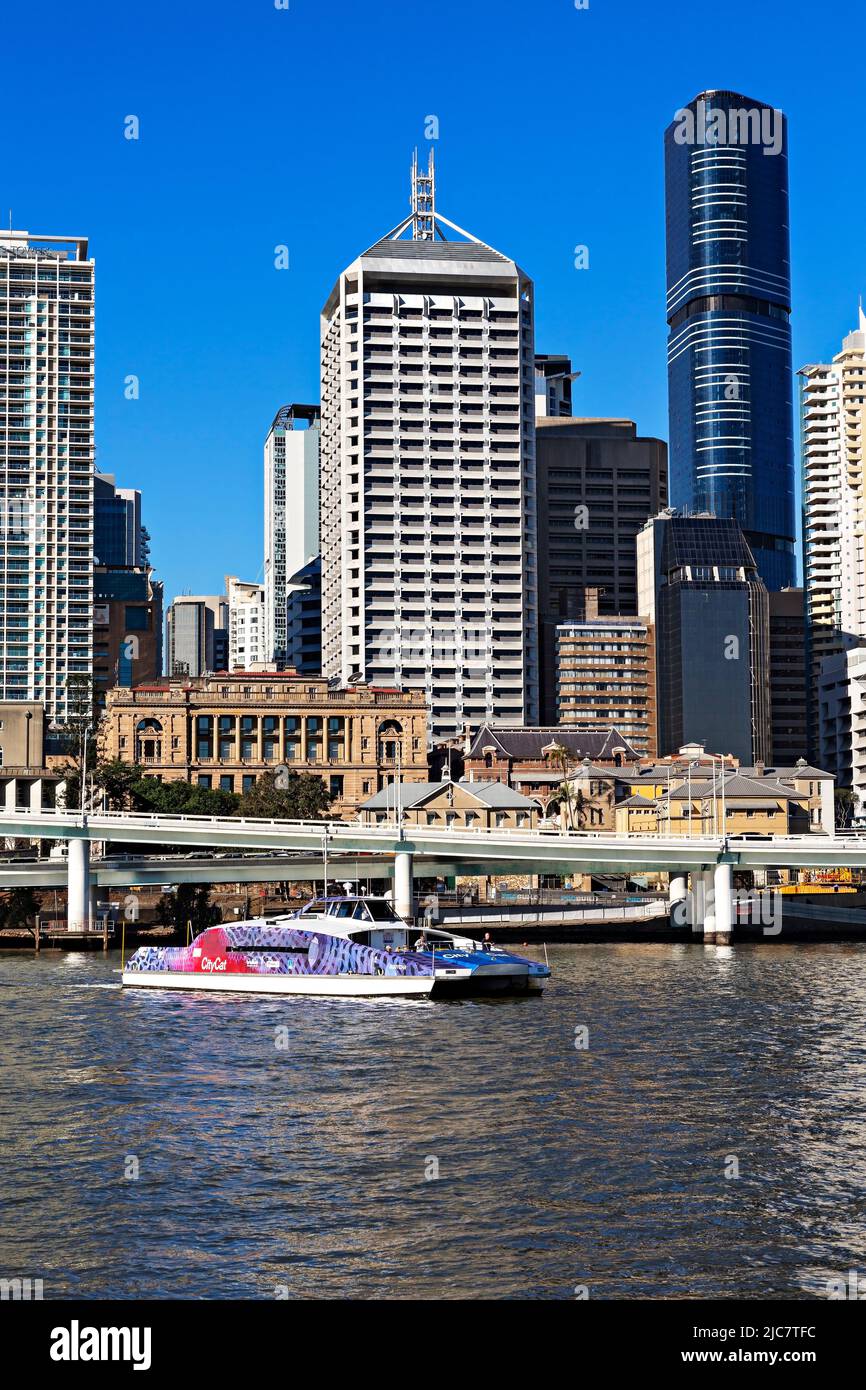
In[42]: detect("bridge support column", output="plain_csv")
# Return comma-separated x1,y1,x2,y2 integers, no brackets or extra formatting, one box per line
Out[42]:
394,847,414,921
688,873,705,936
669,873,688,927
67,839,91,932
712,861,733,944
701,869,716,941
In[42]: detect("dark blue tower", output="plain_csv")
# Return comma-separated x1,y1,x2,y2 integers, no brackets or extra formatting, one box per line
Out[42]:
664,90,796,590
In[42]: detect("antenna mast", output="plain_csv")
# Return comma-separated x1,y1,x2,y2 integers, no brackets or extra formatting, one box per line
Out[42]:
410,148,435,240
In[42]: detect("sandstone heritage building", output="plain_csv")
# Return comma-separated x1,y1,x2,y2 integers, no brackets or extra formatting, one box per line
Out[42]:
100,672,428,818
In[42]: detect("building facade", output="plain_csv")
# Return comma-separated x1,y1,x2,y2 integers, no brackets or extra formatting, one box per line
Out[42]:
637,512,771,763
319,152,539,741
99,672,429,818
535,417,667,724
93,567,163,707
359,778,540,830
768,588,807,763
817,647,866,816
285,556,322,674
463,723,639,814
225,576,266,671
0,229,94,719
264,404,320,666
800,309,866,756
94,472,146,568
665,91,796,590
166,595,228,677
556,614,657,756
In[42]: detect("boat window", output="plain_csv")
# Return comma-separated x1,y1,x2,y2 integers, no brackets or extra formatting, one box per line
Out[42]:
332,901,356,918
366,900,399,922
351,902,372,920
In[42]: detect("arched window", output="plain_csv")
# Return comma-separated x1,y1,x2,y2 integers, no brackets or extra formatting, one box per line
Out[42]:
377,720,403,764
135,718,163,764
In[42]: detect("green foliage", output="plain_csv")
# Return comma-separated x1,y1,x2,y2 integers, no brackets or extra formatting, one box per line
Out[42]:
0,888,42,933
156,884,220,934
236,770,332,821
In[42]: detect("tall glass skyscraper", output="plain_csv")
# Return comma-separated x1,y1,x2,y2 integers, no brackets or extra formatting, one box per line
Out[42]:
664,90,796,590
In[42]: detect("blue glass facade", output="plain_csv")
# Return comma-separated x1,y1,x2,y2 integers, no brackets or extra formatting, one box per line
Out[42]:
664,91,796,590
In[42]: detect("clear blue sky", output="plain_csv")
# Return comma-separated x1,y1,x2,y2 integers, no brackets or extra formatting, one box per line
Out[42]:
5,0,864,602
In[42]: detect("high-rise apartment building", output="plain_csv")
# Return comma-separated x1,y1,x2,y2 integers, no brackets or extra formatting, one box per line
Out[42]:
534,353,578,418
556,611,657,756
535,417,667,723
264,403,320,666
800,309,866,756
637,512,771,762
225,575,266,671
0,229,95,718
166,594,228,677
286,556,322,674
665,91,796,590
320,152,538,741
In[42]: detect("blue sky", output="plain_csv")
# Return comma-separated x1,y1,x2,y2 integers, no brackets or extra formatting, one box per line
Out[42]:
5,0,864,601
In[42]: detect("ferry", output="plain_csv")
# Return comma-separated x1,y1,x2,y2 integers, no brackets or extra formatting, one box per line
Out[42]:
121,897,549,999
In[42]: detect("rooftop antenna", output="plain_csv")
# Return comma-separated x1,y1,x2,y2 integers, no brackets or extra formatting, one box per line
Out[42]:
410,147,435,240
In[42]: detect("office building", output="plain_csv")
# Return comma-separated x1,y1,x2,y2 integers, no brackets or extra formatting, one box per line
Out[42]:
534,353,578,418
225,576,266,671
100,670,428,818
166,594,228,677
800,308,866,755
0,229,94,719
264,403,320,666
557,612,657,755
535,417,667,723
768,588,807,763
93,567,163,707
285,556,322,674
637,512,771,763
665,90,796,589
94,472,146,568
319,150,538,741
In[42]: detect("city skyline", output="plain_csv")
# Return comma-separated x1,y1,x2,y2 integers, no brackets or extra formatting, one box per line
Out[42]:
3,0,864,606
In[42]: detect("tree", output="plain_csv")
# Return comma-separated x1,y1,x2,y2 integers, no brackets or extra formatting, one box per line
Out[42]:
0,888,42,934
237,771,332,821
93,759,145,811
52,674,100,810
156,884,220,936
545,742,578,831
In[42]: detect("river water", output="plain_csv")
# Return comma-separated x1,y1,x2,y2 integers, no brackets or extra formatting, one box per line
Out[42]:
2,941,866,1300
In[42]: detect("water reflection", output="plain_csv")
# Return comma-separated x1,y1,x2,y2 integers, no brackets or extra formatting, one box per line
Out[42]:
1,943,866,1298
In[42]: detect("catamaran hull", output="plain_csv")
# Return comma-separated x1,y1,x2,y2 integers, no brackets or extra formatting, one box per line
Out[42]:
431,965,547,997
121,970,433,999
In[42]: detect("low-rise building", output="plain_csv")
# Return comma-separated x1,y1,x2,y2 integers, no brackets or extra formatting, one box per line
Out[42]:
98,671,428,818
0,701,65,814
613,759,835,837
359,779,541,830
463,724,639,815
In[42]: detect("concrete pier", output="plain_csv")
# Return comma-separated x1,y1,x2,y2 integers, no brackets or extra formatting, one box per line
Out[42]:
67,839,91,931
711,861,733,944
394,845,414,920
702,868,716,941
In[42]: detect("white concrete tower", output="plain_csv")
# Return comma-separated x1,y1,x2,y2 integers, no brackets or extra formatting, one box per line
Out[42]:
263,404,320,666
0,230,95,719
319,152,539,741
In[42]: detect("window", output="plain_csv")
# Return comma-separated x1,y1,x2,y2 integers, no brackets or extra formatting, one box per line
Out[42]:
197,775,212,789
329,775,344,799
242,775,255,793
219,775,234,792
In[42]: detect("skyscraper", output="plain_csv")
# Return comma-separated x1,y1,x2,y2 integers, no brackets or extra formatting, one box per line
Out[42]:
800,308,866,756
637,512,771,762
320,152,538,741
264,403,320,667
0,229,94,719
94,472,146,568
535,417,667,723
664,91,796,590
166,595,228,677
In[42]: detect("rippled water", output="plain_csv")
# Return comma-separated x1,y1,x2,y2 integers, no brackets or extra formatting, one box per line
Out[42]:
2,942,866,1299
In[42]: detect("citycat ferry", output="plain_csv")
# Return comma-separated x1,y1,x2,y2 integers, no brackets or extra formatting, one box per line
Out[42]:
121,897,549,999
288,896,550,996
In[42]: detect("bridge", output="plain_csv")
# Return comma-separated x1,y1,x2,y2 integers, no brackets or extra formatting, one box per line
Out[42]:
0,806,862,939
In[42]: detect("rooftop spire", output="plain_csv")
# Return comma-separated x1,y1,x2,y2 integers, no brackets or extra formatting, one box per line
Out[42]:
410,147,435,240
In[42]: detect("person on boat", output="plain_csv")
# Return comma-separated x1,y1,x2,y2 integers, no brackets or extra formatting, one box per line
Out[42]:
481,932,495,951
414,932,429,951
